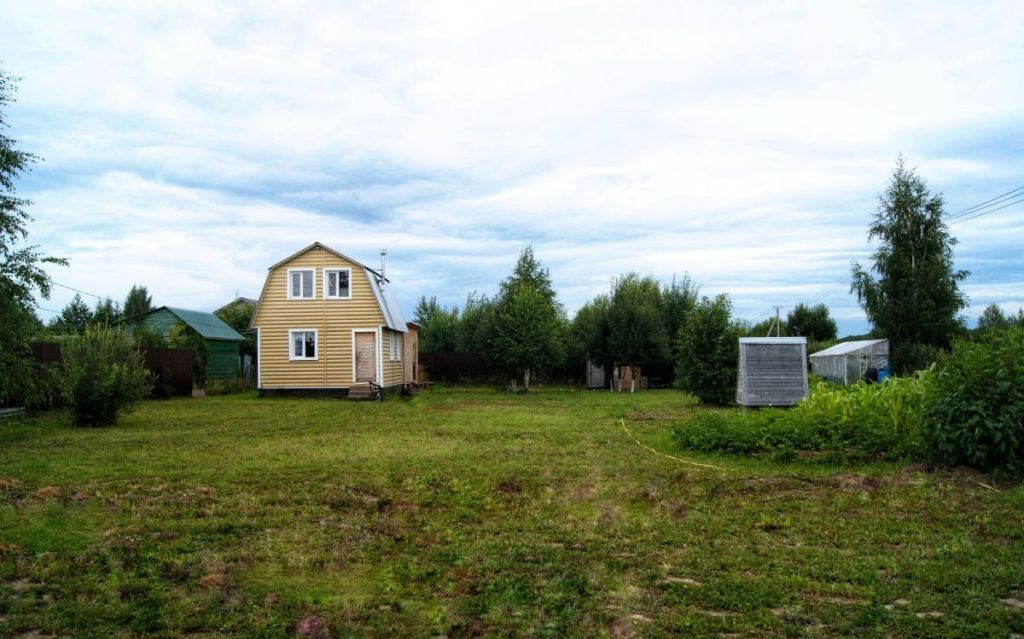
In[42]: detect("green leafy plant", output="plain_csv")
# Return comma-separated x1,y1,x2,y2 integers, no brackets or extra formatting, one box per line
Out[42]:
204,378,243,396
926,326,1024,474
62,326,152,426
23,362,64,410
149,367,175,399
676,294,740,405
673,374,931,461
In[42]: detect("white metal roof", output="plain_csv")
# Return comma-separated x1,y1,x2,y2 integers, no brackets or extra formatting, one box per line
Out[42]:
809,339,888,358
739,337,807,345
366,268,407,332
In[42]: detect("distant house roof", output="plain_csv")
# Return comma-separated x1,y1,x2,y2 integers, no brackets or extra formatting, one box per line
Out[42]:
809,339,888,358
215,297,257,314
122,306,245,342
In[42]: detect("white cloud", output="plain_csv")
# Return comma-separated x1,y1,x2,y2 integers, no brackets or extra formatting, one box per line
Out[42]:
3,1,1023,334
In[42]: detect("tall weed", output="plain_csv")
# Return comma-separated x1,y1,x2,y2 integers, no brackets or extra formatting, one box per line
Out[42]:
926,326,1024,474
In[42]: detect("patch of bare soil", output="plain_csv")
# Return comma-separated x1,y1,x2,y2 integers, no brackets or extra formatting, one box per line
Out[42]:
609,613,652,638
802,591,867,606
31,486,61,500
723,476,819,499
829,474,880,494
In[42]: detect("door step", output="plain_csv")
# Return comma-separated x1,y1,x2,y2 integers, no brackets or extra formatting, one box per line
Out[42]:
347,383,380,400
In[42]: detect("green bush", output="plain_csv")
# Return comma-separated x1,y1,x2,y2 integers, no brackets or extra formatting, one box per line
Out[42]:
63,326,152,427
23,363,65,410
671,409,814,456
926,327,1024,474
132,324,168,349
677,294,740,405
0,352,33,408
0,355,65,411
204,378,243,396
149,367,175,399
891,341,942,375
673,374,931,461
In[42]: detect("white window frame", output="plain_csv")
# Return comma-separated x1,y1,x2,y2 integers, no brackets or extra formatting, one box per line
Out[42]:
288,328,319,361
287,268,315,300
389,331,403,362
323,267,352,300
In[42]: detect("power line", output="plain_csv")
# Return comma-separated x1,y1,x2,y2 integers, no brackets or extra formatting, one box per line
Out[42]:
945,185,1024,220
948,193,1024,226
51,280,106,300
799,274,852,306
31,303,61,315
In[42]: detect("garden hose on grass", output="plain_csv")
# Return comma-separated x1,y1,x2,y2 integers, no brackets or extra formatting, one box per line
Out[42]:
620,418,723,471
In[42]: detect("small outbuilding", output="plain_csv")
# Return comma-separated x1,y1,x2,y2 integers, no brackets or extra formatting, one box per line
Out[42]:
736,337,809,407
809,339,889,385
121,306,245,384
404,322,421,386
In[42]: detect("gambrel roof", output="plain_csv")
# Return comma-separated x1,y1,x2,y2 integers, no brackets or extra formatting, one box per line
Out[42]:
251,242,406,332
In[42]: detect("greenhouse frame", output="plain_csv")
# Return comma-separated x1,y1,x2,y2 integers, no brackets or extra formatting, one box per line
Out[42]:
809,339,890,385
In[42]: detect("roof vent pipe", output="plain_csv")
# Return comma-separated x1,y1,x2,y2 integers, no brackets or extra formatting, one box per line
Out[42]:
379,248,387,282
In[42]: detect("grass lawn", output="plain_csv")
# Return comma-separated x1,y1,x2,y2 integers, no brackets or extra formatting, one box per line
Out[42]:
1,387,1022,638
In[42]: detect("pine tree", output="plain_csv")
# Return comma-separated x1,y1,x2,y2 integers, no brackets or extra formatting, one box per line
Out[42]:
123,284,153,319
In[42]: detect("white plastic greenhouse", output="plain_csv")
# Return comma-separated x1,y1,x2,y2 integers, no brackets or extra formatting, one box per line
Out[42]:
809,339,890,384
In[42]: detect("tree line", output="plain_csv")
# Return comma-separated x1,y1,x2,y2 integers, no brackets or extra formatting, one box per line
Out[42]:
414,249,845,399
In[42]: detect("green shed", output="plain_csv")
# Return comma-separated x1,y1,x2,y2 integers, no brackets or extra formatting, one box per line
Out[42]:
121,306,245,384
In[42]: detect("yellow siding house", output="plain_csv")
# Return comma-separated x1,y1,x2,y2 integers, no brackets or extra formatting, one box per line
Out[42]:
251,242,410,396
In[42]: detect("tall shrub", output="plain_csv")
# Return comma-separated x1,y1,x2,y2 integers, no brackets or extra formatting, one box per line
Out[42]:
63,326,151,427
677,294,740,404
926,327,1024,473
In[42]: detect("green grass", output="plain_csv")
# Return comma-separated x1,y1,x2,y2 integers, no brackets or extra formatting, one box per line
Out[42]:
0,387,1022,638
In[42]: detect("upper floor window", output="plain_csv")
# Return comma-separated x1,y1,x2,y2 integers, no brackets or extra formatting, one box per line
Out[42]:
288,269,315,299
324,268,351,299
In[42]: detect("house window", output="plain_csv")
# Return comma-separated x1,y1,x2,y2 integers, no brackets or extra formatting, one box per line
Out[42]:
289,329,318,360
389,332,403,361
324,268,351,299
288,269,315,299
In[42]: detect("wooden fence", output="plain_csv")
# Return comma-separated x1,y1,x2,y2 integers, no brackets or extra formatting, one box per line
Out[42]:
30,342,194,397
419,352,490,382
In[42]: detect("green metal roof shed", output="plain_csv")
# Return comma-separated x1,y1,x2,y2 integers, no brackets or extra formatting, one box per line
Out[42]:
121,306,245,384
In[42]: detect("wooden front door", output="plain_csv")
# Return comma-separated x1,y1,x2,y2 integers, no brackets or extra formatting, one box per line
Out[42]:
355,332,377,383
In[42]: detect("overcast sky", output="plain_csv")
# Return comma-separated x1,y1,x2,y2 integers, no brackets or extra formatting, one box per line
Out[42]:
3,1,1023,335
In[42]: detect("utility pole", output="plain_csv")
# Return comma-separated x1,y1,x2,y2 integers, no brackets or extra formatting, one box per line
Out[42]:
773,305,783,337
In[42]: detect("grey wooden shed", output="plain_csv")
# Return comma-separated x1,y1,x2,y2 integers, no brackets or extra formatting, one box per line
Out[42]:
736,337,809,407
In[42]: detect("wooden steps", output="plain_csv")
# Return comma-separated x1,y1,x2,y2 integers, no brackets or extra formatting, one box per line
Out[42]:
347,383,381,400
